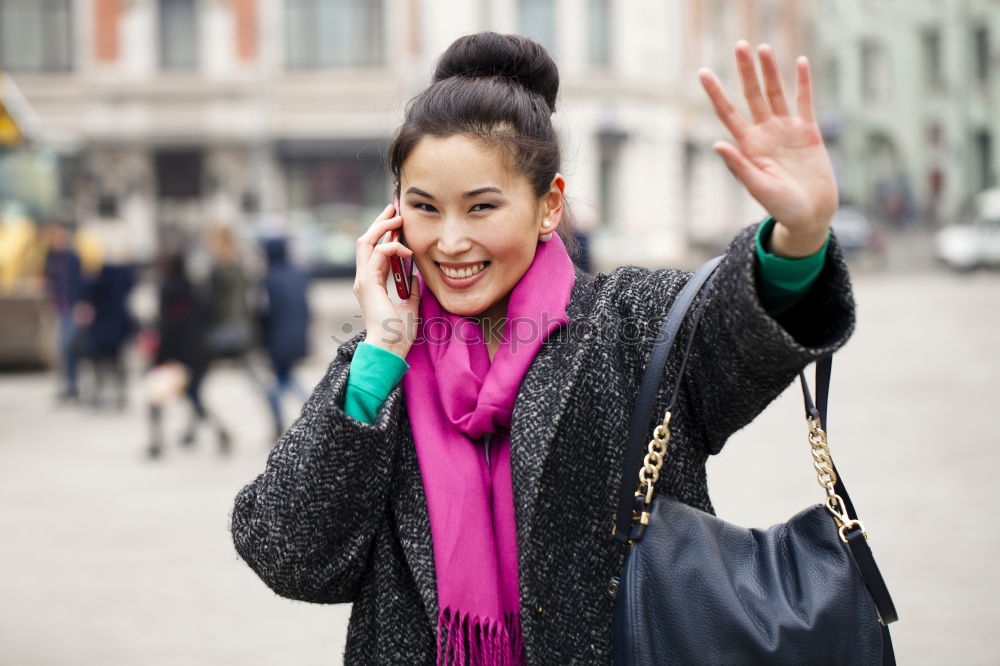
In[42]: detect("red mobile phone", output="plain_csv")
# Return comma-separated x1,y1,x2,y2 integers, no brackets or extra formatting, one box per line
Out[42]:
388,199,413,299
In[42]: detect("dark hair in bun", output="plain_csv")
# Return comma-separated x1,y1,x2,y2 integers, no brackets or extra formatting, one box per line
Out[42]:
432,31,559,114
388,32,575,248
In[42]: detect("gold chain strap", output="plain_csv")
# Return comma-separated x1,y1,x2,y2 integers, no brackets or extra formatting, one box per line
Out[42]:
808,416,868,544
638,412,671,502
621,411,868,546
618,411,673,544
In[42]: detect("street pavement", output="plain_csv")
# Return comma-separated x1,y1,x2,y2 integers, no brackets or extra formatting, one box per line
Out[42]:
1,248,998,665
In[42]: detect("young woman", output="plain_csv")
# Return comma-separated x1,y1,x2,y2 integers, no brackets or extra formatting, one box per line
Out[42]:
231,32,852,665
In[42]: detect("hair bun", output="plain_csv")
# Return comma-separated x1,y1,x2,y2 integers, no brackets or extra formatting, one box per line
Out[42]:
433,32,559,114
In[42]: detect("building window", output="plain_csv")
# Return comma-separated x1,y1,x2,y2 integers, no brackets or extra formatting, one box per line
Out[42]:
0,0,73,72
823,57,840,105
596,127,627,227
860,40,888,102
159,0,198,71
973,25,990,86
285,0,385,69
974,131,995,191
587,0,610,67
155,149,204,199
922,28,944,93
518,0,556,55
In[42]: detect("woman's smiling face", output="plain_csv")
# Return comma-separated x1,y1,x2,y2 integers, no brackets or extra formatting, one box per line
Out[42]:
399,133,563,323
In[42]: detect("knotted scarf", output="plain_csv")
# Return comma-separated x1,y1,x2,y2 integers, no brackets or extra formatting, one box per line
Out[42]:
401,232,576,665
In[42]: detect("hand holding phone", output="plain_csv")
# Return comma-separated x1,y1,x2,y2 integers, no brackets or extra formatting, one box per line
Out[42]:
388,198,414,300
354,201,421,360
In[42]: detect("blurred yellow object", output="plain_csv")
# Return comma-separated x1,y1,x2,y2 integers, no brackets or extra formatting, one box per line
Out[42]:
0,71,38,146
0,106,20,145
75,226,104,275
144,361,190,405
0,207,52,366
0,213,41,294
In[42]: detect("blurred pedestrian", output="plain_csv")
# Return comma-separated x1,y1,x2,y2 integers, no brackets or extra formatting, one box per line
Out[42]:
42,220,85,403
77,217,138,410
258,236,310,441
569,200,599,273
205,225,256,361
146,246,232,459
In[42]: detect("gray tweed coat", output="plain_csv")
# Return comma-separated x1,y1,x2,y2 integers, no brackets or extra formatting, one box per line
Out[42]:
231,223,855,664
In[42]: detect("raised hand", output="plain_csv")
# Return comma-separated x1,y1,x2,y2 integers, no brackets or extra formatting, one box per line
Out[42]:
699,41,838,258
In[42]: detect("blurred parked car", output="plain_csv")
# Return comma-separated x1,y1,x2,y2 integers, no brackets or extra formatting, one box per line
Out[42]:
831,206,885,256
935,188,1000,271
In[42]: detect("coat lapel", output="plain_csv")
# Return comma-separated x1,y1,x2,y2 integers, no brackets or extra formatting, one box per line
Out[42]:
510,269,596,533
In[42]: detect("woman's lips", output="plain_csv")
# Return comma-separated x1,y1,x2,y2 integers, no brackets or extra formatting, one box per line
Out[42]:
438,262,490,289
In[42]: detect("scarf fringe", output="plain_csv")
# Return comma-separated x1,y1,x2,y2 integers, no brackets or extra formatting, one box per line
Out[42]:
437,608,524,666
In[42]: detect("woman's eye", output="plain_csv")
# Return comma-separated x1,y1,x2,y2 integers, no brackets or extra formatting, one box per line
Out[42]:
412,203,493,213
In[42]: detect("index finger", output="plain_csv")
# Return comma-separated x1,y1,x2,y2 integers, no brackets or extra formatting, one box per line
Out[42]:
698,68,751,141
356,212,401,273
359,210,401,246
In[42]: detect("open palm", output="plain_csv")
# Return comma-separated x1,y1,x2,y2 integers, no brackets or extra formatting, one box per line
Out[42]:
699,41,838,253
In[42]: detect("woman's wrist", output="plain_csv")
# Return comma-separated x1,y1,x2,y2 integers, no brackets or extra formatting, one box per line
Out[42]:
361,338,410,361
767,219,830,259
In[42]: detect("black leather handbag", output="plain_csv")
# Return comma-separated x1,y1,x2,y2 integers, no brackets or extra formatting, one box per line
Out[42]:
611,257,898,665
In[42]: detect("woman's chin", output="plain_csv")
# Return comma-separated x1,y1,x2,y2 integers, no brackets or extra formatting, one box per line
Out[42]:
430,288,493,318
438,299,488,318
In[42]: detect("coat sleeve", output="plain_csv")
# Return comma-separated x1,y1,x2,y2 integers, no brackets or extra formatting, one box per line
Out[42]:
230,331,406,603
621,221,856,456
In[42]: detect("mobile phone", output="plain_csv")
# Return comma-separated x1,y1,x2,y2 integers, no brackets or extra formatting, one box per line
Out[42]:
388,198,413,299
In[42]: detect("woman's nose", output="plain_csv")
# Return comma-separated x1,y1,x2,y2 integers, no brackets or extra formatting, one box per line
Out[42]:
435,218,474,256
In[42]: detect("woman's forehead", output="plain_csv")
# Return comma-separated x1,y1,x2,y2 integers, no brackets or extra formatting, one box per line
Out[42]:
401,135,521,195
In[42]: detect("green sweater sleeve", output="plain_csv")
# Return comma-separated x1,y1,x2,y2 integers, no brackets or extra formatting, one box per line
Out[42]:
343,341,409,425
755,216,831,316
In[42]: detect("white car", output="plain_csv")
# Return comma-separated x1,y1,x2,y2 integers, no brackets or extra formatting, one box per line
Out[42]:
935,189,1000,271
830,207,882,255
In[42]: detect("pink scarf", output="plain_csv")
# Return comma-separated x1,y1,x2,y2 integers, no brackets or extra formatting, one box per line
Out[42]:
401,233,576,665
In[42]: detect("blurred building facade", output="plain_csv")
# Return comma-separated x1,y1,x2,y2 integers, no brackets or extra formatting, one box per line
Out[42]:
3,0,833,271
813,0,999,229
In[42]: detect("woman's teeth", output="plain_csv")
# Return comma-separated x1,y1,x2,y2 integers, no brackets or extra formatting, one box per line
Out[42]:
440,262,487,279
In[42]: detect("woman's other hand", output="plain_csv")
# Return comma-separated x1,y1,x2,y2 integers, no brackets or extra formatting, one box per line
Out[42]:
354,203,420,359
699,40,838,258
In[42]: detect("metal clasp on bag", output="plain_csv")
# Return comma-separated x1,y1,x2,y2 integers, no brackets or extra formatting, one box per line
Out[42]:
611,494,649,547
615,411,672,546
825,493,868,544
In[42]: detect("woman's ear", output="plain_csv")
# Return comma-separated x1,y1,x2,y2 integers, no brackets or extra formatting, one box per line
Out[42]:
539,174,566,240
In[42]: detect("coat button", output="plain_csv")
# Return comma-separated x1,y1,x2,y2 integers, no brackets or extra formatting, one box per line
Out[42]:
607,576,620,598
535,602,544,614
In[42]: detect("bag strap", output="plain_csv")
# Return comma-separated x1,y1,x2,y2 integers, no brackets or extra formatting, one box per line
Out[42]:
613,256,723,542
613,256,899,629
801,359,898,626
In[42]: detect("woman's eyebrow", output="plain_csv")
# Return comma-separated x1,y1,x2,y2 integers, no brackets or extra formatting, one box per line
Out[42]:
405,186,504,199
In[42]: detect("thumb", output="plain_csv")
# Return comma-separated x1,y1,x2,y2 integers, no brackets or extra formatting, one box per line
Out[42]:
713,141,769,194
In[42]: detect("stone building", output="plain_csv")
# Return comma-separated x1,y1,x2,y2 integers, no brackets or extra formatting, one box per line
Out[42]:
813,0,998,228
1,0,822,270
